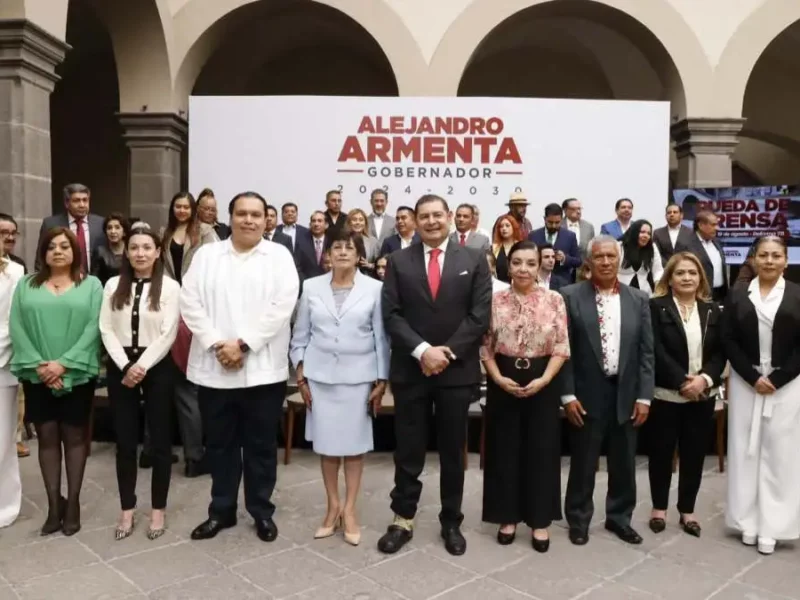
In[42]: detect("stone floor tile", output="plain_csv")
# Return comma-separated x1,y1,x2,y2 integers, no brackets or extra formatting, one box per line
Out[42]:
651,534,760,578
305,526,398,571
489,552,605,600
148,571,266,600
739,555,800,598
232,547,346,598
193,522,295,566
420,527,530,575
108,541,219,593
293,573,404,600
434,577,536,599
712,581,796,600
614,556,727,600
0,586,17,600
77,526,182,561
14,563,138,600
0,536,98,585
361,549,471,600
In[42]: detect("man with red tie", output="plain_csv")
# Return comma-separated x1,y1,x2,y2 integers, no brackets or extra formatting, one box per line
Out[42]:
379,194,492,557
36,183,105,272
449,203,490,251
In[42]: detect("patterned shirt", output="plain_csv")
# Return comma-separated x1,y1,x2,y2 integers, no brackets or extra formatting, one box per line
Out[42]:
480,287,570,360
595,281,621,376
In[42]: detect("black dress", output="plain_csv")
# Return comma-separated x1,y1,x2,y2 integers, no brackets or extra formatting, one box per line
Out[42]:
91,246,123,286
495,246,511,283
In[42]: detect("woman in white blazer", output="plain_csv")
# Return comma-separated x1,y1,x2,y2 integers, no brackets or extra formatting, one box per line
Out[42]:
618,219,663,296
0,248,25,528
290,229,390,547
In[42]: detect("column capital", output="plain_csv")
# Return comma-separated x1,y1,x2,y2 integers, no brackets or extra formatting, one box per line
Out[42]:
670,117,746,158
0,19,70,92
118,112,188,152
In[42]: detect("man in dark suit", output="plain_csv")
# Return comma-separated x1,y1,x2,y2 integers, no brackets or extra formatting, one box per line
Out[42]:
675,210,728,303
367,189,396,245
37,183,105,271
560,235,654,546
379,206,419,256
295,210,328,279
537,243,569,291
0,214,26,272
263,205,294,254
379,194,491,557
653,202,693,265
277,202,311,253
528,203,581,280
561,198,596,261
323,189,346,236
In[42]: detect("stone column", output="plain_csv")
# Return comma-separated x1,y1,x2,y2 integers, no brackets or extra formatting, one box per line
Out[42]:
118,112,187,230
0,20,69,265
670,118,746,188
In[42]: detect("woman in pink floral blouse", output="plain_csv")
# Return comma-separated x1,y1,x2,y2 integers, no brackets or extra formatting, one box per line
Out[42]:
480,240,571,553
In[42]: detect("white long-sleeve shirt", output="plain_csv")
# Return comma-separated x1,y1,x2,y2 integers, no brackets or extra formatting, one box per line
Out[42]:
99,276,181,371
179,238,299,389
0,260,25,386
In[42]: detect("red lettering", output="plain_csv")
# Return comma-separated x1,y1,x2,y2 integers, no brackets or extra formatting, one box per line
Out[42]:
469,118,486,135
356,117,375,135
495,138,522,164
337,136,365,162
389,116,404,134
423,137,446,162
417,118,434,134
391,137,420,161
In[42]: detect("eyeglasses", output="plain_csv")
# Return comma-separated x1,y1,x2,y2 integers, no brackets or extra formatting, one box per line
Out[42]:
0,230,17,238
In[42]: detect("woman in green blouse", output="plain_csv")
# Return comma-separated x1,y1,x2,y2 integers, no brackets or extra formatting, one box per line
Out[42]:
10,227,102,536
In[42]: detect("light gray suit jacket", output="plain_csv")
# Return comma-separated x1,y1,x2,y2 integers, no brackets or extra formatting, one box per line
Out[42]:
562,219,595,260
368,213,396,245
290,270,390,385
449,230,490,252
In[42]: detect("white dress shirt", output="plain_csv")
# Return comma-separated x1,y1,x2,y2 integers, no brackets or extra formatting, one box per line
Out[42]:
698,234,724,288
372,213,385,238
538,273,552,289
68,215,91,270
0,260,25,387
567,219,581,245
400,235,415,249
668,226,681,249
411,238,449,361
99,276,181,371
282,224,296,247
180,239,300,388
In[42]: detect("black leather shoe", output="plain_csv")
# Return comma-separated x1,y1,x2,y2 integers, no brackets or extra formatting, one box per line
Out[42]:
569,528,589,545
185,457,210,478
649,517,666,534
377,525,412,554
139,452,152,469
497,528,516,545
679,517,701,538
605,521,643,544
531,536,550,553
441,526,466,556
190,517,236,540
255,518,278,542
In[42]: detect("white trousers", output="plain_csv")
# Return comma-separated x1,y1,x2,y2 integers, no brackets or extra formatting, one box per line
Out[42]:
0,385,20,528
726,369,800,540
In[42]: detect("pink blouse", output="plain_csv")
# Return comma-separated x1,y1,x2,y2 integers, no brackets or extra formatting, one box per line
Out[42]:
481,288,570,360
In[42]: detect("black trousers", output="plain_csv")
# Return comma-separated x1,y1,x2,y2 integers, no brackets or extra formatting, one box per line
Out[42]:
390,382,472,527
565,378,637,531
648,397,715,513
108,357,173,510
482,355,562,529
198,382,285,521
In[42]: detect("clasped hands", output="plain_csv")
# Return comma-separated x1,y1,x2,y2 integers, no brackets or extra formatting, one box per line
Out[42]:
494,375,549,399
215,339,243,371
420,346,455,377
679,374,709,401
122,364,146,388
37,361,65,390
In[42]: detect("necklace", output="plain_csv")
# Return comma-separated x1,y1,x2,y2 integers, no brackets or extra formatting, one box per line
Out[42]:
675,299,696,322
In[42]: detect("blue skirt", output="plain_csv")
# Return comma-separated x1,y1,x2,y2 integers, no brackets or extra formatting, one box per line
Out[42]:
305,380,374,456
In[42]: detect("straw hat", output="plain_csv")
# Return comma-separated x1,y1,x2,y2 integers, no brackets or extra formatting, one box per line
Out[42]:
507,192,529,206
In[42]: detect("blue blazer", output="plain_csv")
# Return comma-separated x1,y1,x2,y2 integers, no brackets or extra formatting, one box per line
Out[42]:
379,232,421,257
600,220,625,241
528,227,581,278
290,271,390,385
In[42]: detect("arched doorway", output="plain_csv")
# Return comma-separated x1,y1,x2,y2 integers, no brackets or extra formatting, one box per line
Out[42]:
50,0,127,218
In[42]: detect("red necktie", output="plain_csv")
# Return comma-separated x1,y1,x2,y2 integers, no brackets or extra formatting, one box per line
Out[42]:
459,233,466,246
428,248,442,300
74,217,88,273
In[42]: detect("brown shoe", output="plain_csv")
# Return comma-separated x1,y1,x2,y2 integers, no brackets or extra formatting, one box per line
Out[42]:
16,442,29,458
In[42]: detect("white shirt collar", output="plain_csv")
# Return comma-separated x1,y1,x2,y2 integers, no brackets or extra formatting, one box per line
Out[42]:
748,276,786,297
424,237,449,255
668,224,682,232
697,232,713,245
283,224,295,230
223,238,269,256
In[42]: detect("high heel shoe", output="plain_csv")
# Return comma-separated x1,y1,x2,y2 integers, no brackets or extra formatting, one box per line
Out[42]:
62,500,81,537
115,515,135,541
314,513,342,539
679,516,701,538
531,536,550,553
497,527,516,545
343,513,360,546
40,496,67,536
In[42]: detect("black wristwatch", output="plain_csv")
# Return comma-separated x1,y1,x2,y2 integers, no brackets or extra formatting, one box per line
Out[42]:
237,339,250,353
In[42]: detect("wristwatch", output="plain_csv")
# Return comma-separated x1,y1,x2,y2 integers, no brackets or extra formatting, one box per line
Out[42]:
237,339,250,353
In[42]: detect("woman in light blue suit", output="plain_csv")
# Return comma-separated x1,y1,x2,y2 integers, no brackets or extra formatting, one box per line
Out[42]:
290,228,389,547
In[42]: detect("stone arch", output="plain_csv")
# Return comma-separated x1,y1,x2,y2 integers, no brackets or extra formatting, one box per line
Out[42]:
430,0,712,117
714,0,800,117
172,0,427,109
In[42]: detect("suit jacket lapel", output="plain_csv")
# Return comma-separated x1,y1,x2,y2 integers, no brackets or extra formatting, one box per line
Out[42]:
438,243,461,298
411,244,434,305
319,272,338,318
338,271,368,317
656,295,687,342
618,286,636,375
578,283,604,369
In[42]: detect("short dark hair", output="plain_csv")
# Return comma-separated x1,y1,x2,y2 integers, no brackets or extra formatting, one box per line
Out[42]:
265,204,278,217
693,209,716,231
326,227,366,260
544,203,562,218
615,198,633,211
63,183,90,202
538,242,555,256
507,240,538,263
370,188,388,200
455,203,475,216
0,213,18,229
666,202,681,211
228,191,267,216
415,194,448,215
396,205,415,217
562,198,578,210
282,202,298,212
752,235,788,257
325,190,341,202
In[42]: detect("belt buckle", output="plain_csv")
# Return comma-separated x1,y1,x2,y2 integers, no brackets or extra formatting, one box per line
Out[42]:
514,358,531,370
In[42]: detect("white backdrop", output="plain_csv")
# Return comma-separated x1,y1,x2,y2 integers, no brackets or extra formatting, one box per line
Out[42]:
189,96,670,233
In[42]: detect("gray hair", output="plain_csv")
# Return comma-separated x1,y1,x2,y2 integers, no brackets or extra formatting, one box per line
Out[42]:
63,183,90,202
588,234,620,257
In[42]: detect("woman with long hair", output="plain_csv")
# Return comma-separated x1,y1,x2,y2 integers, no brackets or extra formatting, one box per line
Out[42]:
481,240,570,552
648,252,724,537
160,192,218,286
10,228,103,535
0,232,25,528
92,213,130,286
724,236,800,555
345,208,379,272
618,219,663,296
491,215,524,283
100,227,180,540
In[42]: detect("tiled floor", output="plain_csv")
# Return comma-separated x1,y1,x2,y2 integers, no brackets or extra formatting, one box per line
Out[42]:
1,446,798,600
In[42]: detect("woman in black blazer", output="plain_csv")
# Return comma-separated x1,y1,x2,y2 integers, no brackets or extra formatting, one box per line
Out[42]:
648,251,725,537
722,236,800,555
